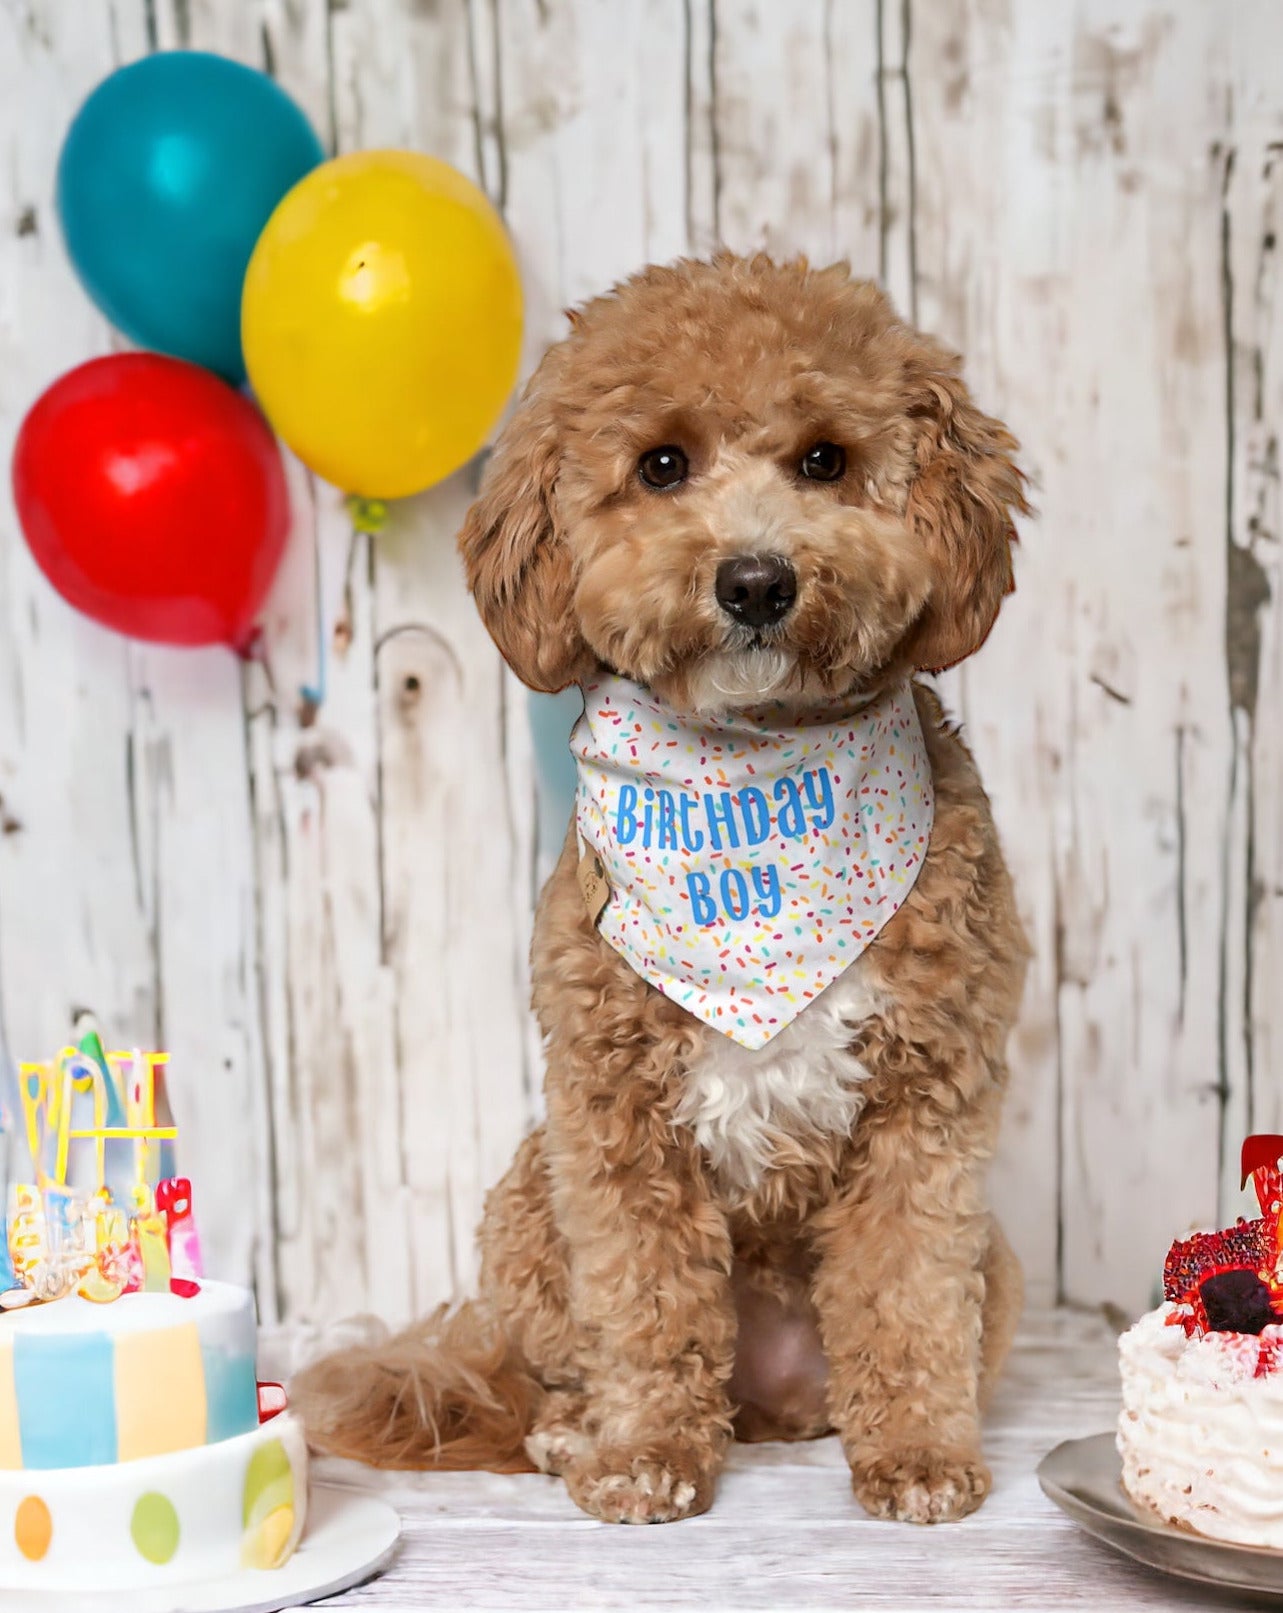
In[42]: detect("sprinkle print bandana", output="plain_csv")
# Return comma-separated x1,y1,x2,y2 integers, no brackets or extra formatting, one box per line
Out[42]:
571,675,935,1050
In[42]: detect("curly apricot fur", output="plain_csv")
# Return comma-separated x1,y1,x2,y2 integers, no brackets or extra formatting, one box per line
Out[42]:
295,255,1029,1528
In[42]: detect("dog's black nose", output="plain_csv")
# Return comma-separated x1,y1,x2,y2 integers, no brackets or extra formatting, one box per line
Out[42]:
714,554,797,628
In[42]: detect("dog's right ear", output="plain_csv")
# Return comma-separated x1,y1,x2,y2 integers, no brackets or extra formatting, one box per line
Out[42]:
458,368,591,692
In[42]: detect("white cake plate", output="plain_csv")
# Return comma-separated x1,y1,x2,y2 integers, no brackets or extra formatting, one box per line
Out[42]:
0,1483,401,1613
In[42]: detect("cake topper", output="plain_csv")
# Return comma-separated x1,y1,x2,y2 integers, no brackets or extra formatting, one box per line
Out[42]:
4,1024,203,1308
1241,1134,1283,1216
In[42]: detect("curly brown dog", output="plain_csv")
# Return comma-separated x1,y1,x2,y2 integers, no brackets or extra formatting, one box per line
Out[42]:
296,253,1030,1527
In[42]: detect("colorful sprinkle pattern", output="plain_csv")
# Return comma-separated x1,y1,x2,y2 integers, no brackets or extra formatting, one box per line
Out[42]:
572,675,934,1050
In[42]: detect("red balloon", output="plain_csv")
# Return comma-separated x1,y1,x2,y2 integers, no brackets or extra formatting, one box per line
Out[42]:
11,353,289,648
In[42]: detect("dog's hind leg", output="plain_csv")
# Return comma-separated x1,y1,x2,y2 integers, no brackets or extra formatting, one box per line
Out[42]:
478,1127,599,1474
478,1127,580,1375
978,1214,1023,1411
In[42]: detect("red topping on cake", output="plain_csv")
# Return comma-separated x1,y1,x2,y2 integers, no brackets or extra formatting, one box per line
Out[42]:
1256,1332,1283,1378
1164,1218,1276,1332
1163,1135,1283,1338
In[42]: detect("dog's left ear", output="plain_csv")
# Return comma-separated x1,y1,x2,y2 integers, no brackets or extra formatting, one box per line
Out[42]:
904,359,1028,673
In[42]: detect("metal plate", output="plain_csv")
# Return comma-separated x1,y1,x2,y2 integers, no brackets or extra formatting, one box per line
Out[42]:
1038,1432,1283,1600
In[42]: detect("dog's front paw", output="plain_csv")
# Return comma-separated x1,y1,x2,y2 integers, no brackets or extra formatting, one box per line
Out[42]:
565,1443,714,1524
851,1446,991,1524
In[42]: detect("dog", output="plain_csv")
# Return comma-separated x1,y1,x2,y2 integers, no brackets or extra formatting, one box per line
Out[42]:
296,253,1030,1527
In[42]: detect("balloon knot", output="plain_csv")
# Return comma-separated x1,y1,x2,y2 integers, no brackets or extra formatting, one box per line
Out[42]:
234,625,267,663
346,494,390,534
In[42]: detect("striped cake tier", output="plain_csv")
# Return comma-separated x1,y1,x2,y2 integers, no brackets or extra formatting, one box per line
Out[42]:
0,1280,259,1468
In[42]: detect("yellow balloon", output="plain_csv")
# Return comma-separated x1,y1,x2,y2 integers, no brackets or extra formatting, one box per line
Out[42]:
241,150,522,499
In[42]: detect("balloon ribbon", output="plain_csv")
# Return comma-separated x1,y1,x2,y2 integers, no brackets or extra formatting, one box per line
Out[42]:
299,495,390,711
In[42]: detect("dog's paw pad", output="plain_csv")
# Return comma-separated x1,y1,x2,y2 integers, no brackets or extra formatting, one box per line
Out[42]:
851,1448,991,1524
566,1451,708,1524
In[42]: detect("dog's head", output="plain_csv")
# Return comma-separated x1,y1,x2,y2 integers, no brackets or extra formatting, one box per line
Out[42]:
459,255,1026,714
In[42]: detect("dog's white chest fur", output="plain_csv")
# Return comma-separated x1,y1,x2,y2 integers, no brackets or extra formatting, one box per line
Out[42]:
674,960,886,1190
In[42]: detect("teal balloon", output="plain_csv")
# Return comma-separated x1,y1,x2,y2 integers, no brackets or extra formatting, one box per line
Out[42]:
57,52,324,383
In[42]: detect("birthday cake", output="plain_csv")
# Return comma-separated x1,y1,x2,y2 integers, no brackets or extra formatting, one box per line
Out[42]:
1117,1135,1283,1547
0,1034,307,1590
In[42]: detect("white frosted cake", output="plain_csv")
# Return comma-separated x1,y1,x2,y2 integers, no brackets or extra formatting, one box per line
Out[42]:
1117,1134,1283,1547
1118,1304,1283,1547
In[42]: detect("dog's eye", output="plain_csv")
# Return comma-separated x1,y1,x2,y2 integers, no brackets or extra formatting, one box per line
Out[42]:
799,442,846,482
638,446,688,490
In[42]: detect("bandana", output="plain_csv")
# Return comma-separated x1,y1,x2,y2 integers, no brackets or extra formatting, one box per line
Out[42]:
571,675,934,1050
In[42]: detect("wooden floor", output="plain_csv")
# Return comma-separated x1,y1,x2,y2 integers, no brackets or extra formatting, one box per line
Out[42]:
261,1308,1264,1611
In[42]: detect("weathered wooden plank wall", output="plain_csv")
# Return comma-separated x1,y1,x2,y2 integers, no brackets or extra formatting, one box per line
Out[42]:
0,0,1277,1320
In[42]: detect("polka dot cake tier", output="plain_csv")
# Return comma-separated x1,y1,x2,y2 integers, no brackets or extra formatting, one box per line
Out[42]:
0,1393,306,1589
0,1032,309,1590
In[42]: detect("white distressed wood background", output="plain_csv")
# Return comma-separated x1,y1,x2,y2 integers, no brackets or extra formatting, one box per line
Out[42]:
0,0,1277,1324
